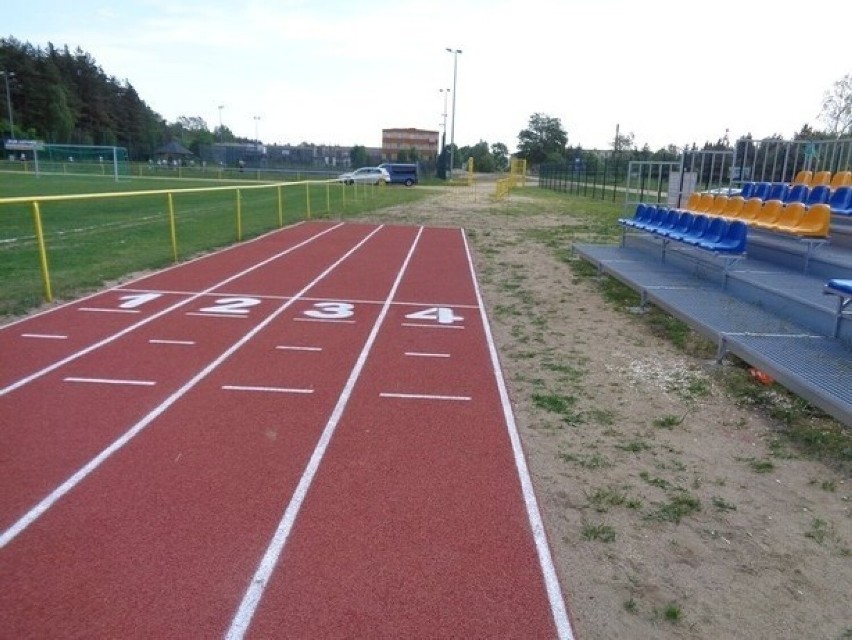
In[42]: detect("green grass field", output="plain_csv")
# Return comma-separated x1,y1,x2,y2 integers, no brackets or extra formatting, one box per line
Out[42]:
0,172,428,317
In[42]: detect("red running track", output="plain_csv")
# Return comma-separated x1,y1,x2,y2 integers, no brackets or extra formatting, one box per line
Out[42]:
0,221,575,639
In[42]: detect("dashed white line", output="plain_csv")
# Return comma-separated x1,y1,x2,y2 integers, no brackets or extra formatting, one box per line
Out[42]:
63,377,156,387
21,333,68,340
148,339,196,345
401,322,464,329
276,345,323,352
79,307,140,314
404,351,450,358
379,392,471,401
221,385,313,394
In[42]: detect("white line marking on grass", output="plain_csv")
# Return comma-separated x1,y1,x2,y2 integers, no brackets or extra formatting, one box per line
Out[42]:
379,392,470,401
21,333,68,340
79,307,140,314
275,345,322,352
148,339,196,345
64,377,156,387
225,226,424,640
222,385,313,394
461,229,576,640
0,224,383,550
401,322,464,329
404,351,450,358
0,223,344,397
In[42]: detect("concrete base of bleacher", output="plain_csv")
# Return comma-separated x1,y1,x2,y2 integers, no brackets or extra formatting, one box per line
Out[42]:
573,230,852,426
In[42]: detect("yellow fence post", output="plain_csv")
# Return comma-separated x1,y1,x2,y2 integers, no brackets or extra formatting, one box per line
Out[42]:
30,201,53,302
167,192,179,262
235,189,243,241
306,183,311,219
277,185,283,227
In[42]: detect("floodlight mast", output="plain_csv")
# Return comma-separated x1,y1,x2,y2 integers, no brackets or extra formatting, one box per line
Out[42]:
445,48,461,179
1,71,15,137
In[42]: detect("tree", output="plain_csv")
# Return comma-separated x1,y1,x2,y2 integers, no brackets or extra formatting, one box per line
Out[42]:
516,113,567,165
613,131,635,152
820,73,852,137
491,142,509,171
349,144,368,168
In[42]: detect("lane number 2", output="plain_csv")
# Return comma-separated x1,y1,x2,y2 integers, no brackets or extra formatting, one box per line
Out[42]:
198,297,262,315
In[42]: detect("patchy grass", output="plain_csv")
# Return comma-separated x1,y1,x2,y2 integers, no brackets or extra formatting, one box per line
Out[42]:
650,492,702,524
581,521,617,543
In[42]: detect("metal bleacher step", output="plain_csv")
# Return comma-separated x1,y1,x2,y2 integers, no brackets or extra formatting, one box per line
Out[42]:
573,240,852,426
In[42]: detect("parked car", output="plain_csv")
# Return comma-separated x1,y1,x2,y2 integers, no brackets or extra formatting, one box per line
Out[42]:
378,163,419,186
337,167,390,185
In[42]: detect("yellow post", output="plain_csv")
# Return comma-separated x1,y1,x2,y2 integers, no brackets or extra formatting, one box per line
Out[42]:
277,185,284,227
167,192,179,262
326,182,330,215
306,183,312,219
235,189,243,240
31,201,53,302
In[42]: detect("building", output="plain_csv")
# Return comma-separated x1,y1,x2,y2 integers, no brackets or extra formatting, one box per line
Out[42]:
382,128,439,161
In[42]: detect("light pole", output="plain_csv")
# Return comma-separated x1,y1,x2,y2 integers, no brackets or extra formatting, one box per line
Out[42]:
439,88,450,138
1,71,15,138
253,115,261,145
445,48,461,179
217,104,224,141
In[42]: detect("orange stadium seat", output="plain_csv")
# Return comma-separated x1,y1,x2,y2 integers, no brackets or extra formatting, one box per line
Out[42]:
751,199,785,230
810,171,831,187
792,170,812,185
721,196,745,219
791,203,831,237
738,198,764,222
708,195,728,217
830,171,852,190
770,202,806,233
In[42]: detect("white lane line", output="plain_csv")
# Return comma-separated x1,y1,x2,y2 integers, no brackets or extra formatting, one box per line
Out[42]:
379,392,470,401
64,377,156,387
0,220,308,332
21,333,68,340
79,307,140,314
226,226,424,640
0,223,344,397
275,345,322,352
148,339,196,345
0,224,383,550
401,322,464,329
404,351,450,358
461,229,575,640
222,385,313,394
293,317,356,324
186,312,249,319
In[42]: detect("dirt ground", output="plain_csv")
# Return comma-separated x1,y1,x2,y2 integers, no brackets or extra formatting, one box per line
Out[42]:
359,184,851,639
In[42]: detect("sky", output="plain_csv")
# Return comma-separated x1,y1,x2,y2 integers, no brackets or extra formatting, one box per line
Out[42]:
5,0,852,153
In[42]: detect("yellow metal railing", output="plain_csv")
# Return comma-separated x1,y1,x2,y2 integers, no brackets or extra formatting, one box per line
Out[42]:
0,178,374,304
495,158,527,200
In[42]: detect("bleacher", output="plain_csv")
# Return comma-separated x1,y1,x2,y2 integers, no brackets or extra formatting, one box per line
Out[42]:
579,169,852,427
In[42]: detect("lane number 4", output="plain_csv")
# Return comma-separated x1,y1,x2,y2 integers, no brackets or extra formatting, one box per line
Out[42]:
405,307,463,325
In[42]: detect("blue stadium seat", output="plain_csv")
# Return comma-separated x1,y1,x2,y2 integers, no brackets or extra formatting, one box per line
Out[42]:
687,217,726,246
804,184,831,207
766,183,789,202
751,182,772,200
620,203,650,228
699,220,748,252
739,182,756,199
660,211,693,238
828,186,852,215
679,215,710,243
784,184,809,204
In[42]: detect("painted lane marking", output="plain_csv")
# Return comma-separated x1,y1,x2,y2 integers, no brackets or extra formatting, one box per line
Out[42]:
79,307,141,314
186,312,250,319
0,220,308,332
0,224,383,550
64,377,156,387
222,385,313,394
226,226,424,640
148,339,196,346
379,392,470,401
21,333,68,340
293,317,355,324
401,322,464,329
461,229,575,640
0,223,344,397
276,345,322,352
404,351,450,358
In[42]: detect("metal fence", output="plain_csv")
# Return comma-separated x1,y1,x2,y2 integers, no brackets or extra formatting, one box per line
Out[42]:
733,137,852,184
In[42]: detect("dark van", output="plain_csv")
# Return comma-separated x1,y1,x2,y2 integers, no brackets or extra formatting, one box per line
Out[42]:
379,163,419,186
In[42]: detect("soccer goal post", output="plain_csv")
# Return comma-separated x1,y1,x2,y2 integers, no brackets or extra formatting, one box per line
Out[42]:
37,144,130,181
